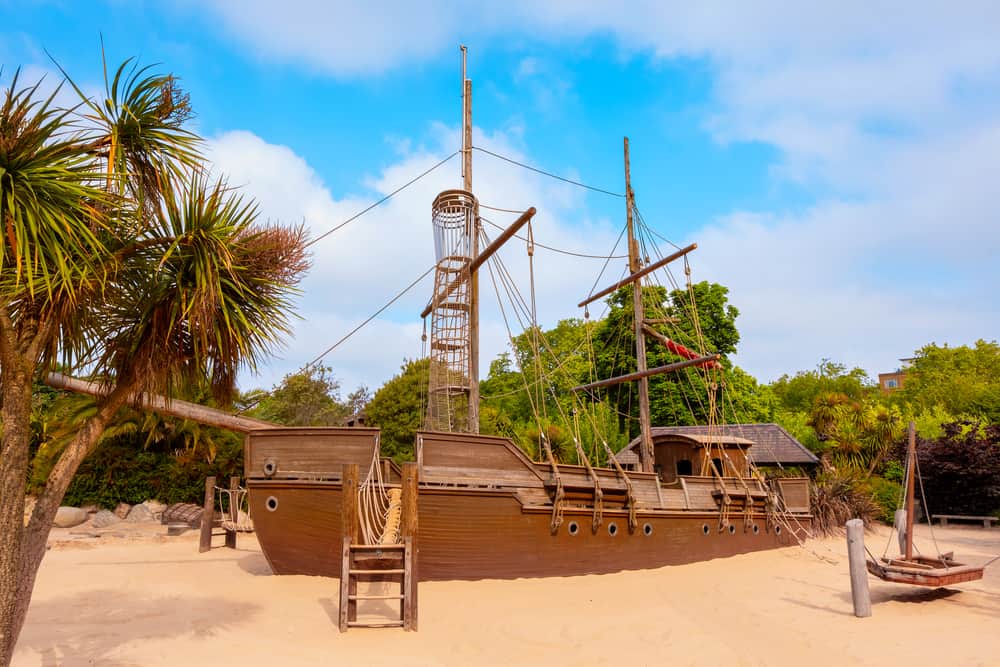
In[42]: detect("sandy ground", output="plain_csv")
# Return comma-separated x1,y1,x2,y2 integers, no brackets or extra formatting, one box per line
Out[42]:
12,522,1000,667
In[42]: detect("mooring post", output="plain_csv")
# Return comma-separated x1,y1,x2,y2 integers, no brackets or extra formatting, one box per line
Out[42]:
846,518,872,617
199,476,216,553
401,462,419,631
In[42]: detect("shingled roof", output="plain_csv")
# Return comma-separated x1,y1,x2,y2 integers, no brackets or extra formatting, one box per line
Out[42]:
619,423,819,467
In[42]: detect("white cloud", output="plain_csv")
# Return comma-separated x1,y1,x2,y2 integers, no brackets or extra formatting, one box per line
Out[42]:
208,127,624,393
200,2,1000,382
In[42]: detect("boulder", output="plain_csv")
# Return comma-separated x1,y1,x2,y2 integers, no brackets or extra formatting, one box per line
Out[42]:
113,502,131,519
142,500,167,520
53,506,89,528
125,503,154,523
91,509,121,529
80,504,99,515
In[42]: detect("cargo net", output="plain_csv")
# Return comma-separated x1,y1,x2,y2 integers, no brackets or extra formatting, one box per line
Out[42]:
425,190,477,432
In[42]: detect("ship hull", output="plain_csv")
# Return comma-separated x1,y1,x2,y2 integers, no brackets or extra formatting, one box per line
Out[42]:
247,479,801,580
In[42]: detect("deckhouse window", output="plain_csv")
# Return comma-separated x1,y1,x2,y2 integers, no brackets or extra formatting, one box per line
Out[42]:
676,459,693,476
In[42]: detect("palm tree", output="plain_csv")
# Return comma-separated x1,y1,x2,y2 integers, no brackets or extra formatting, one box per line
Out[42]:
0,59,308,665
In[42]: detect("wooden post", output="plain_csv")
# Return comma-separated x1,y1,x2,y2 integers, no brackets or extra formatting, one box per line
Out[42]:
846,518,872,618
904,421,916,561
225,476,239,549
401,463,419,631
339,464,359,632
894,509,907,555
199,476,215,553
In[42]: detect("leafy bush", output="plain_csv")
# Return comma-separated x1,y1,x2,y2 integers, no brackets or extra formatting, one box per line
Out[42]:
810,469,881,535
59,437,244,509
861,475,903,524
913,420,1000,516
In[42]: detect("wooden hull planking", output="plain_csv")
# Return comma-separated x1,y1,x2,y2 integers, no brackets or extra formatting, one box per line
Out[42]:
248,480,802,580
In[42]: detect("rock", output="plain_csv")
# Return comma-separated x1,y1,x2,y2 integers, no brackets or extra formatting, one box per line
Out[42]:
80,504,99,515
91,509,121,529
53,506,89,528
142,500,167,520
113,502,132,519
125,503,154,523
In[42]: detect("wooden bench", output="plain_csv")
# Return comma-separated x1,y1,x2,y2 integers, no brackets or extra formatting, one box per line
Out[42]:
933,514,998,528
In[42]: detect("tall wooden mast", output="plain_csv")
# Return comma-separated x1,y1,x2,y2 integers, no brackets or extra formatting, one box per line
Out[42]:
904,420,916,559
462,45,480,433
625,138,654,473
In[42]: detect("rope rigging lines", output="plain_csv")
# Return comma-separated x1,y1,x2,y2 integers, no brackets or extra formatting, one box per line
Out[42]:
472,146,625,198
306,150,460,248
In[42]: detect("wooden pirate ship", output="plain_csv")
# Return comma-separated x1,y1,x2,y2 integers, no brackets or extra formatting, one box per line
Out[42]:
46,50,813,588
240,49,813,582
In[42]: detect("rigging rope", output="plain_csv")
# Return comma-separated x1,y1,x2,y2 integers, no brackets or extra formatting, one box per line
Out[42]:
480,215,627,259
303,263,437,370
306,150,460,248
472,146,625,198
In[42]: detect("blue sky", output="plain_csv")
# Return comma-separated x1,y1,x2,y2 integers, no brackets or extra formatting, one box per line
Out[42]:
3,1,999,395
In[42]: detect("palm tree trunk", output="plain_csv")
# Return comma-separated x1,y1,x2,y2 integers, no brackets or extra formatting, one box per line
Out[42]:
0,372,132,666
0,354,33,667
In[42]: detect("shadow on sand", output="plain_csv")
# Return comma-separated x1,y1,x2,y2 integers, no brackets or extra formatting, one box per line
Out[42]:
15,590,259,667
237,552,273,576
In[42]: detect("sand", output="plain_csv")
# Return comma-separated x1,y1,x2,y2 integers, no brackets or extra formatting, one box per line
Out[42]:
12,522,1000,667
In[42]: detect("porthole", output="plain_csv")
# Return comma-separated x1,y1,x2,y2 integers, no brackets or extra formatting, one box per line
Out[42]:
263,458,277,477
775,525,782,536
702,524,710,535
728,524,736,535
752,524,760,535
266,496,279,512
568,521,579,536
608,522,618,537
643,523,653,537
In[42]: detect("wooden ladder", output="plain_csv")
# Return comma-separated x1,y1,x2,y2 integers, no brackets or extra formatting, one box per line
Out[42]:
338,462,419,632
339,539,415,630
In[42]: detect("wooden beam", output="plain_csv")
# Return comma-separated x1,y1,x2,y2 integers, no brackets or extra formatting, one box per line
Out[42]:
571,354,720,393
45,372,278,433
577,242,698,308
641,324,723,369
342,464,359,544
420,207,536,318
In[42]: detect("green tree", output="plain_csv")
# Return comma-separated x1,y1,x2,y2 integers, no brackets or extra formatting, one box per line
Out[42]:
898,340,1000,422
770,360,871,414
592,282,744,434
250,365,350,426
0,61,308,664
365,359,429,462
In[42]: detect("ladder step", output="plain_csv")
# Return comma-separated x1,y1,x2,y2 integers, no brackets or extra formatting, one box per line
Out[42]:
350,568,405,575
349,594,405,601
351,544,404,550
346,621,404,628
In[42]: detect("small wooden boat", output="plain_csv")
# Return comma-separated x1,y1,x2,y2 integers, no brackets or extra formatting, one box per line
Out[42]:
866,422,984,587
